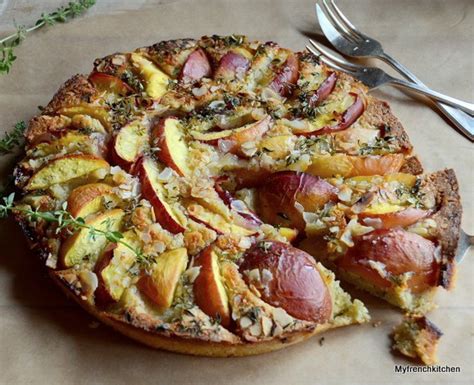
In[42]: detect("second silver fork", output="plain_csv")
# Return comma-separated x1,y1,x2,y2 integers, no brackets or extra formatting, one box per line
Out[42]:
306,40,474,116
316,0,474,141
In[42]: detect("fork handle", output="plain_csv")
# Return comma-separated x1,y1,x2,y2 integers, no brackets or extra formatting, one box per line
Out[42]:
380,53,474,141
388,77,474,116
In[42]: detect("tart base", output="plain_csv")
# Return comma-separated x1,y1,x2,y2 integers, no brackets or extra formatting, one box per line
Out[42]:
50,267,367,357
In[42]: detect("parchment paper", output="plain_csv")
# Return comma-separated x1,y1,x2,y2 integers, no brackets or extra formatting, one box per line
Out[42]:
0,1,472,384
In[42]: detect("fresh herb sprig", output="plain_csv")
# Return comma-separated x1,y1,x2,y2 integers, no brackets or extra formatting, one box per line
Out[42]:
0,121,26,155
0,192,153,267
0,0,96,74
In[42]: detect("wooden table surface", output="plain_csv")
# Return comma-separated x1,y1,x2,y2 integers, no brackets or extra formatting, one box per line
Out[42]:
0,1,472,384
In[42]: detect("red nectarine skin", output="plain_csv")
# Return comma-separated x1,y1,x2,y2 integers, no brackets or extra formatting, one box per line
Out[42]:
300,93,365,136
214,51,250,80
136,157,186,234
108,135,132,171
257,171,338,231
308,72,337,107
151,117,189,177
214,182,263,226
180,48,212,81
193,247,231,327
269,54,299,96
338,228,440,293
141,176,185,234
359,207,429,229
240,241,332,323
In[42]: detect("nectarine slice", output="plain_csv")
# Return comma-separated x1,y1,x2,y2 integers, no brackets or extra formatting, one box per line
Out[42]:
214,182,263,227
58,104,111,131
67,183,118,219
214,49,251,81
307,153,355,178
338,228,440,293
193,246,231,327
187,203,256,236
256,171,338,231
308,153,405,178
295,93,365,136
152,117,190,177
269,53,299,97
308,72,337,107
190,116,272,157
349,154,405,176
137,157,187,234
226,116,272,156
131,53,169,99
25,154,109,191
27,132,101,158
89,72,133,96
240,241,332,323
359,207,429,229
138,248,188,309
112,118,150,167
94,243,117,306
179,48,212,82
95,230,139,305
60,209,124,268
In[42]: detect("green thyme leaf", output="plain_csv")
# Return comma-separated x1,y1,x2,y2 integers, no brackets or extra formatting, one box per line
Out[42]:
0,192,150,267
0,121,26,155
0,0,96,75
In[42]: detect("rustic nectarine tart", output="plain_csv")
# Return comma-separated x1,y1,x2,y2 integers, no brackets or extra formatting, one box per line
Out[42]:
12,35,461,357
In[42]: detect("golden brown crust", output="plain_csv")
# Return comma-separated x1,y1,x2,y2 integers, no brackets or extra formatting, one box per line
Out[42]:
43,74,98,114
422,169,462,288
50,270,340,357
25,115,71,146
400,155,424,175
362,98,413,153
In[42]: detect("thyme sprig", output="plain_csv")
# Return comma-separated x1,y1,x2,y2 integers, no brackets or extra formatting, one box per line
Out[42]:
0,192,153,267
0,121,26,155
0,0,96,74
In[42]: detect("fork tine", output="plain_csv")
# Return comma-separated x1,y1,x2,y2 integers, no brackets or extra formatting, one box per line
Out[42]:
309,39,362,71
319,0,361,44
327,0,365,40
305,45,354,75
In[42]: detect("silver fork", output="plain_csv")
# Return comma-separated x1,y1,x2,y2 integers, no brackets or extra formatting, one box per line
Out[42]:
306,40,474,115
316,0,474,141
306,42,472,263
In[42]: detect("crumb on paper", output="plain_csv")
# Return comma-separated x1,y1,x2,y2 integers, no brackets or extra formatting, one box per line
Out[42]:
391,314,442,365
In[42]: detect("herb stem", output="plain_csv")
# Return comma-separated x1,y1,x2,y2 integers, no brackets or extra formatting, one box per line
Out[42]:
0,121,26,155
0,5,71,46
1,0,96,74
27,206,143,261
0,192,148,265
